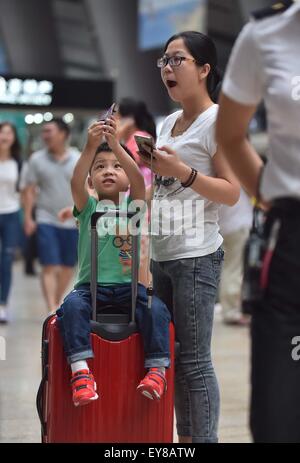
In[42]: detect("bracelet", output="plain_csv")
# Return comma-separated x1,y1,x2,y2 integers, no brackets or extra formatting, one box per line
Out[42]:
180,167,194,187
181,168,198,188
188,169,197,188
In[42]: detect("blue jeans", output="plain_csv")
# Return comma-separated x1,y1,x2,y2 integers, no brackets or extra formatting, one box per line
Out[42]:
0,211,21,304
56,283,171,368
151,247,224,443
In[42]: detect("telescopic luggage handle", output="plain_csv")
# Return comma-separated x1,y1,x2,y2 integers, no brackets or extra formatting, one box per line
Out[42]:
90,210,140,324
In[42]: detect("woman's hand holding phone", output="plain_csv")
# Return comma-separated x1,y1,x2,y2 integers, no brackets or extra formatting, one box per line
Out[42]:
138,144,185,178
134,135,156,160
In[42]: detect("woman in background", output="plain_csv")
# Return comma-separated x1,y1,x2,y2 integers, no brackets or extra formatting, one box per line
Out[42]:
0,122,22,323
116,98,157,286
116,97,156,181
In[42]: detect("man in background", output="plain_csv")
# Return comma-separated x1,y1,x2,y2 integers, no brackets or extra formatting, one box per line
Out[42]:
23,118,79,312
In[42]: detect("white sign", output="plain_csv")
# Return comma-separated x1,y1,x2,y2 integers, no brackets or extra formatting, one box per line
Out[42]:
0,76,53,106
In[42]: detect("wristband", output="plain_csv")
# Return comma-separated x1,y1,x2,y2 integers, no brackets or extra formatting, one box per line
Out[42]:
181,167,194,187
181,168,197,188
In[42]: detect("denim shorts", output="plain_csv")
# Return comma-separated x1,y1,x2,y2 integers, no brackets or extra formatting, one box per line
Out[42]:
151,247,224,443
37,224,78,267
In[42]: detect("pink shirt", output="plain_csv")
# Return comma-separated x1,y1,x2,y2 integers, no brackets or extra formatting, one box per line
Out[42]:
126,131,153,187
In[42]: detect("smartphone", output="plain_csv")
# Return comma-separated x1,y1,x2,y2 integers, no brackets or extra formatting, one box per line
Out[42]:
99,102,117,122
134,134,156,159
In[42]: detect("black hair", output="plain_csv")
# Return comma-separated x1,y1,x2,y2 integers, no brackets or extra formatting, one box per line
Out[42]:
118,98,157,141
44,117,71,138
0,121,22,165
164,31,222,103
89,142,135,174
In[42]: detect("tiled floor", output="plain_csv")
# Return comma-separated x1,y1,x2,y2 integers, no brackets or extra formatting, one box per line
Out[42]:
0,263,251,443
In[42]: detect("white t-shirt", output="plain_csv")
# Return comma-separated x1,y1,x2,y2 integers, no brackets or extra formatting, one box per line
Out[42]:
151,104,223,262
218,189,253,237
222,3,300,201
0,159,20,214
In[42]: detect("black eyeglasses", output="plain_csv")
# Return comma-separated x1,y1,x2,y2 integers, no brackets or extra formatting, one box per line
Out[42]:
157,56,196,68
113,236,133,248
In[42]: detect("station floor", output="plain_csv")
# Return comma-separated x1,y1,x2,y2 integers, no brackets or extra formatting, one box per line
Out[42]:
0,263,251,443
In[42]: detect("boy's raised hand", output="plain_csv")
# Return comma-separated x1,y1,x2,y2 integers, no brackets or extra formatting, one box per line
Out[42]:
102,116,119,151
86,121,105,151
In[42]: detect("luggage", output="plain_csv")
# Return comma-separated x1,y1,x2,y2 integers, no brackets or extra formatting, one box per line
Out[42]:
36,210,175,443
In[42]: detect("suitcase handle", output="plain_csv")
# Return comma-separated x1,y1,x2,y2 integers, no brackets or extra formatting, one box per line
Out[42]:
36,365,48,438
36,314,54,441
90,209,140,324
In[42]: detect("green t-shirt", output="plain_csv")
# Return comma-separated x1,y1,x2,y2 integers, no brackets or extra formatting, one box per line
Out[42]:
74,196,141,287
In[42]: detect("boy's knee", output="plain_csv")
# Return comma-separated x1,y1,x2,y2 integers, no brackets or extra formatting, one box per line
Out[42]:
57,291,89,317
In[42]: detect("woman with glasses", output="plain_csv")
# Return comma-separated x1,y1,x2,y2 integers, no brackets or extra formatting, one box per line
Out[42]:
140,31,240,443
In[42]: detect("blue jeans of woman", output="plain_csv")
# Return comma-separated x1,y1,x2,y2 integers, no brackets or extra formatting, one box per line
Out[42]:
151,247,224,443
0,211,20,305
57,283,171,368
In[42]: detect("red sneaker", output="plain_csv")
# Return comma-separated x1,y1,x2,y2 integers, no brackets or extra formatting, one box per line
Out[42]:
137,368,167,401
71,369,98,407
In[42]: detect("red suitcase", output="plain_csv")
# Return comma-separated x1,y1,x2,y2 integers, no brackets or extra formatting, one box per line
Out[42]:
36,210,175,443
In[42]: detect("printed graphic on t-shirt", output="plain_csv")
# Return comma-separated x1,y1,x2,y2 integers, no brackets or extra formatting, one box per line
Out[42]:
113,233,132,273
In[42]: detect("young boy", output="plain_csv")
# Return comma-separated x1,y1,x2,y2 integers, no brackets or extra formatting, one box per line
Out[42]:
56,116,171,407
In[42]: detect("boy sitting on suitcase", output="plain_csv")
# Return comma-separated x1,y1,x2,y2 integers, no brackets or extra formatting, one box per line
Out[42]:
56,116,171,407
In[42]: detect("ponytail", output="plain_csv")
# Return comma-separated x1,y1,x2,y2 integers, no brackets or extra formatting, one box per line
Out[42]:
208,66,222,103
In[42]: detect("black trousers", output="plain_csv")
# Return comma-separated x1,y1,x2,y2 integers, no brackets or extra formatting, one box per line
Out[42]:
250,199,300,443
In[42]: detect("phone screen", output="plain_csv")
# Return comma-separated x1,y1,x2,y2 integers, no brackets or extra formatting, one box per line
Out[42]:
134,135,155,158
99,103,117,122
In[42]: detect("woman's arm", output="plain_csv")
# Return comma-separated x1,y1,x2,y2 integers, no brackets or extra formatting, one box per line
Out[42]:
116,117,135,142
215,93,263,198
139,145,240,206
175,147,240,206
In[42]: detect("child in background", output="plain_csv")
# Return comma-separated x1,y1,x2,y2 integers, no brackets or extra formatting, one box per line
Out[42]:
116,98,157,286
